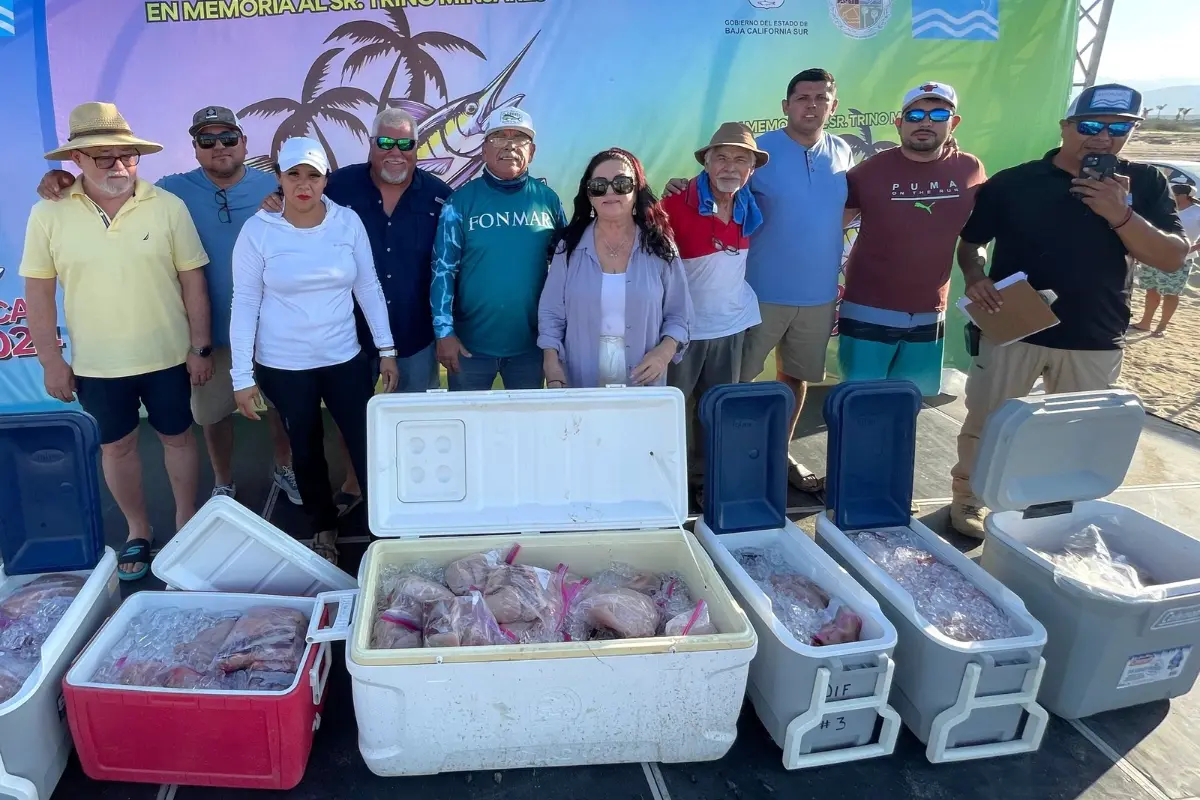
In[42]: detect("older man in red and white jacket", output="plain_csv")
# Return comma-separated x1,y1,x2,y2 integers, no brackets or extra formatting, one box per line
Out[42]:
663,122,768,504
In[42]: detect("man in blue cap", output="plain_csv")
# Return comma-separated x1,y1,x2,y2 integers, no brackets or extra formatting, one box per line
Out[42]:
948,83,1188,538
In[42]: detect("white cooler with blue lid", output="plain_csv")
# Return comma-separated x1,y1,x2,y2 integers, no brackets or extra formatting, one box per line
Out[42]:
0,411,119,800
813,381,1049,763
976,389,1200,719
692,382,901,770
307,388,757,776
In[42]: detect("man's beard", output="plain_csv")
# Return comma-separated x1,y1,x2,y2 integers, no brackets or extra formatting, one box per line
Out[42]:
906,136,943,152
93,174,133,196
710,175,745,194
379,163,410,184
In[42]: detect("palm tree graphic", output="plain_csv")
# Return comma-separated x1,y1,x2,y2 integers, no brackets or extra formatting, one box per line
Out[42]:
839,107,898,164
326,7,485,112
238,48,377,171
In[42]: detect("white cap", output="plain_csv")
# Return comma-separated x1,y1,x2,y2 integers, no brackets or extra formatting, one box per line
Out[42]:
277,137,330,174
484,106,535,139
902,81,958,111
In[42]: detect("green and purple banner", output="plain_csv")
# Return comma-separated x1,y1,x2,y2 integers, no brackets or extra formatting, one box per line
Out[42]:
0,0,1076,407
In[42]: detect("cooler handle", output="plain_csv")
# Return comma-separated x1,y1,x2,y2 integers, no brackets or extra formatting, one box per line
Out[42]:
307,589,358,644
310,642,332,705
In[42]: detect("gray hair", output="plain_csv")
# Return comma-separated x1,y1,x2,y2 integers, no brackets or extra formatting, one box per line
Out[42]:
370,107,418,138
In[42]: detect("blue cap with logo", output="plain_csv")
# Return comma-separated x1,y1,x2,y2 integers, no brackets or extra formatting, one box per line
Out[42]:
1066,83,1145,121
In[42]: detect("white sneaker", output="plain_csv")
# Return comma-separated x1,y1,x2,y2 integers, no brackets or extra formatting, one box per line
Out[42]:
211,483,236,499
274,465,302,506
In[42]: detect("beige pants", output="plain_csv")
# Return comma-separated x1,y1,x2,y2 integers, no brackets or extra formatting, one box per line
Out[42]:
951,338,1124,505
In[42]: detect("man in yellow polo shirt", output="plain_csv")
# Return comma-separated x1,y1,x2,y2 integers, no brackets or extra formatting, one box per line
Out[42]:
20,102,214,581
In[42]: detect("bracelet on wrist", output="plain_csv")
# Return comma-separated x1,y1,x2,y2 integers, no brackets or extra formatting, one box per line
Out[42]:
378,348,398,359
1112,207,1134,230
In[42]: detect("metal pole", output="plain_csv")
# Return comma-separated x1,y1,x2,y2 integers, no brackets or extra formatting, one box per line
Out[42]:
1074,0,1116,91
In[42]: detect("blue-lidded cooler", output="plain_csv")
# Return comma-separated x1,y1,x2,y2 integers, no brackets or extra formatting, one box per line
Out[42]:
694,382,901,771
0,411,119,800
813,380,1049,763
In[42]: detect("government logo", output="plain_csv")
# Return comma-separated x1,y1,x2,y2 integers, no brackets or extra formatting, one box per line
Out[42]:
829,0,892,39
748,0,786,8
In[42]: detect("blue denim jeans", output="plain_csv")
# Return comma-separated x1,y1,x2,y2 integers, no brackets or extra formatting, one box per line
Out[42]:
448,349,544,391
368,342,442,393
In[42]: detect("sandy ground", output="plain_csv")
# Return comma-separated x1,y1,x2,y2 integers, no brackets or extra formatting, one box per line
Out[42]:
1120,278,1200,431
1125,129,1200,163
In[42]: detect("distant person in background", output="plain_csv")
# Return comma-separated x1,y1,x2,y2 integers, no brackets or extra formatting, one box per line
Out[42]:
660,123,765,503
665,69,851,499
1131,183,1200,337
840,82,987,397
949,84,1187,538
432,107,566,390
230,138,398,566
21,102,212,581
35,106,301,506
538,148,692,389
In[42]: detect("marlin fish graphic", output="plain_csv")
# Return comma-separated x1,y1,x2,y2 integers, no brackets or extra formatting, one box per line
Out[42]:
395,33,539,188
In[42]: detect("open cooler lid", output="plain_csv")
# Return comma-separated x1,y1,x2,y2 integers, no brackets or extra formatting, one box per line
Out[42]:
367,387,688,538
0,411,105,575
824,381,922,531
699,382,793,534
973,389,1144,513
153,495,356,595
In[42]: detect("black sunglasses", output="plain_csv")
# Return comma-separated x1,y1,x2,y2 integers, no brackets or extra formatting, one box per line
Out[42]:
195,131,241,149
903,108,954,123
587,176,636,197
215,188,231,224
1076,120,1136,137
374,136,416,151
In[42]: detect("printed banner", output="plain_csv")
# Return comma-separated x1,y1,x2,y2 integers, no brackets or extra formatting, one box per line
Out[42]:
0,0,1077,407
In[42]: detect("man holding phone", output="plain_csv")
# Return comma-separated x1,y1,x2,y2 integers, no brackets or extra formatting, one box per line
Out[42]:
948,83,1188,538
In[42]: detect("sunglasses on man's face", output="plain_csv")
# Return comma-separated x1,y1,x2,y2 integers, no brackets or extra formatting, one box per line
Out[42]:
374,136,416,151
903,108,954,124
195,132,241,149
1075,120,1136,138
587,176,636,198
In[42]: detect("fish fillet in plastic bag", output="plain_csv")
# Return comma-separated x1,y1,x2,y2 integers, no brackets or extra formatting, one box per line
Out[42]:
215,606,309,673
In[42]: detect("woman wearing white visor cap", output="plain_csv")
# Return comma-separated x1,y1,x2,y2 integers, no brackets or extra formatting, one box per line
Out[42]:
229,136,398,564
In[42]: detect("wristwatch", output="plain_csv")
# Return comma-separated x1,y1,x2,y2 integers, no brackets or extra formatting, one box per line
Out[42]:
379,348,398,359
189,345,213,358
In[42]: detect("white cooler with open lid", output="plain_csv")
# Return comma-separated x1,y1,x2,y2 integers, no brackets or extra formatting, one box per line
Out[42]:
309,387,757,776
977,389,1200,719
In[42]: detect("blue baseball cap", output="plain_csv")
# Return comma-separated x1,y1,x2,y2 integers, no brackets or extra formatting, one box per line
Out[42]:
1066,83,1144,121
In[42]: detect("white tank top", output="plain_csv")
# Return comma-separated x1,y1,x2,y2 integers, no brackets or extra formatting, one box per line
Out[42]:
600,272,626,337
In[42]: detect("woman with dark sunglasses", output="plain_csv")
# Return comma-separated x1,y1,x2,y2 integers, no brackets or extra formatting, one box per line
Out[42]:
538,148,693,388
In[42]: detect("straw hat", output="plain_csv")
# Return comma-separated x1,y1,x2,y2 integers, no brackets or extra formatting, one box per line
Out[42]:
694,122,769,168
44,102,163,161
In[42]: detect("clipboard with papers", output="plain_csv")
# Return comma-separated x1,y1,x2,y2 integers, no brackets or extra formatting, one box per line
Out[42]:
956,272,1060,346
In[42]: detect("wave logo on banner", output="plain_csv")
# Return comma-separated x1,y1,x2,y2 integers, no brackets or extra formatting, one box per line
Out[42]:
912,0,1000,41
0,0,14,36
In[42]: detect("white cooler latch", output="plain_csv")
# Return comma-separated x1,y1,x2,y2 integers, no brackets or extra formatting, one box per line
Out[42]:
307,589,359,644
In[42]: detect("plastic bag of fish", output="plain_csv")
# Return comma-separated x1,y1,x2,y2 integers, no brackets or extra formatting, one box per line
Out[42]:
0,574,86,703
90,605,309,691
1032,519,1162,600
370,547,717,650
732,546,863,646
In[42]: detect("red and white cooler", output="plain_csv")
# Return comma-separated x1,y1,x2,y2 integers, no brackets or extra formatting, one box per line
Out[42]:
62,496,356,790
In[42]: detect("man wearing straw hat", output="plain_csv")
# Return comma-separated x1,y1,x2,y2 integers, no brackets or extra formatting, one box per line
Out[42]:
662,122,767,506
20,102,213,581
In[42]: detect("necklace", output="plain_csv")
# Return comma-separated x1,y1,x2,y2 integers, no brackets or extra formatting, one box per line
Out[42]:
597,226,634,259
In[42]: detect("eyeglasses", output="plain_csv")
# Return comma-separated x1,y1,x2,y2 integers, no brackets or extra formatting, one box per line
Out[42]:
486,133,532,148
1076,120,1136,137
195,132,241,149
903,108,954,123
712,237,739,256
374,136,416,151
587,176,636,197
215,188,231,224
84,152,139,169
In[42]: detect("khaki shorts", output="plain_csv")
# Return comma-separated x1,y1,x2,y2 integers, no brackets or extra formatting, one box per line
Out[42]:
741,301,836,383
190,347,274,427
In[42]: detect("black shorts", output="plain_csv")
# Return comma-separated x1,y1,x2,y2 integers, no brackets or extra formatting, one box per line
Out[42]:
75,363,194,444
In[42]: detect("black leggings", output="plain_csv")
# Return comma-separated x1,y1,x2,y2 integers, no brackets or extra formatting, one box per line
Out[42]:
256,354,372,533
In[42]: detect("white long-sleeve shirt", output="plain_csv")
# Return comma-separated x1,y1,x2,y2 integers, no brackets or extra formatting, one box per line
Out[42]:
229,196,394,391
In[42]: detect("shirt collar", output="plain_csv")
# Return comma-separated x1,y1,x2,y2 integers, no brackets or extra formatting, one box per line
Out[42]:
578,221,642,256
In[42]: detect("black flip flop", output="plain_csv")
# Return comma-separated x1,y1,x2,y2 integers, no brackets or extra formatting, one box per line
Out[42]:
117,538,153,582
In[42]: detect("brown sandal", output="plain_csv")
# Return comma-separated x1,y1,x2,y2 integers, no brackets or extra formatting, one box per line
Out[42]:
311,531,339,566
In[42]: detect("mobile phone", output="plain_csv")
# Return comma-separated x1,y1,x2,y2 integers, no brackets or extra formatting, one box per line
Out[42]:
1080,153,1119,181
964,322,981,358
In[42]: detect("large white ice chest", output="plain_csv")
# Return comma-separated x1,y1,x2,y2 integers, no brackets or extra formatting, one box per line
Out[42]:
813,381,1049,763
692,382,900,770
0,411,120,800
976,390,1200,718
310,387,757,776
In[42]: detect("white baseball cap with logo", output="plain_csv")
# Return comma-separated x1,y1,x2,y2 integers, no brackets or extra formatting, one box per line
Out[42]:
484,106,536,140
277,136,330,174
902,81,959,111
